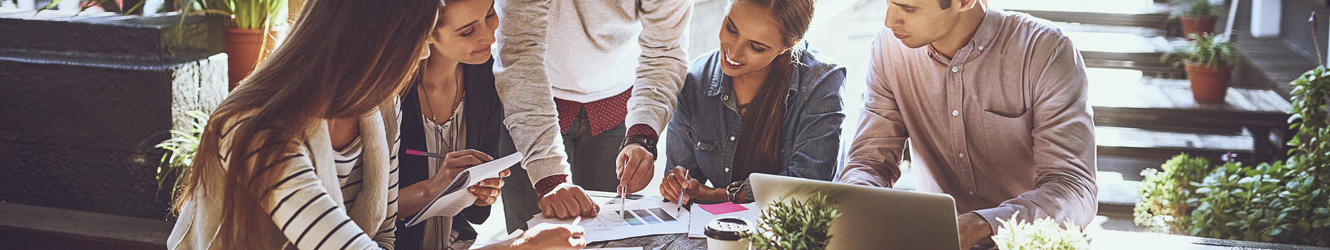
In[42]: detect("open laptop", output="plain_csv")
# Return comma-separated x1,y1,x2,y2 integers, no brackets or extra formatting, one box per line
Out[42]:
750,173,960,250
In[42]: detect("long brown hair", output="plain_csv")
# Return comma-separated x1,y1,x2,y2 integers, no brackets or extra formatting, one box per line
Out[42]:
732,0,815,180
171,0,441,248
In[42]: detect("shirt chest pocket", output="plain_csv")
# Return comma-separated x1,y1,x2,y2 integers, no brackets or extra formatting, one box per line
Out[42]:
977,70,1029,118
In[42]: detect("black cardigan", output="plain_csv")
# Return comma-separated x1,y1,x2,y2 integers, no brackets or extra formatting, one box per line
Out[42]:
396,58,515,248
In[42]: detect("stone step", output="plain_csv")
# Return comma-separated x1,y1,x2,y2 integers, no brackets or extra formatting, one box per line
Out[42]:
0,10,223,63
0,202,171,250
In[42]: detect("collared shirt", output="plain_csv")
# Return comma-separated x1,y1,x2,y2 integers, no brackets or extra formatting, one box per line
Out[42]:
837,8,1098,233
668,41,846,187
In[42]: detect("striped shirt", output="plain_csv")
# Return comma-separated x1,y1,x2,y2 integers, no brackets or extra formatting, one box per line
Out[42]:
333,136,401,248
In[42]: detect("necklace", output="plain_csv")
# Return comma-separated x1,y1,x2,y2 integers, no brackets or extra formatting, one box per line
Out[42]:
419,63,464,124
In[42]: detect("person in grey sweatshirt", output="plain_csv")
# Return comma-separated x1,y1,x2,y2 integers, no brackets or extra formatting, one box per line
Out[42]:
494,0,692,231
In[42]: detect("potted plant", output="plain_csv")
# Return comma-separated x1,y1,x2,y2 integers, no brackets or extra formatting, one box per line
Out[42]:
741,193,840,250
1172,0,1217,39
180,0,286,90
992,212,1092,250
1163,33,1236,104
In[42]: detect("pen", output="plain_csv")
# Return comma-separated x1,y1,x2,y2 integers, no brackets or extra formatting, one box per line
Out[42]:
572,216,582,225
620,185,627,216
404,149,448,158
676,169,688,213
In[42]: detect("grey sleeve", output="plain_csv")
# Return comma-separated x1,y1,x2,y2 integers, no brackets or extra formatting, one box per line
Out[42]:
624,0,694,135
494,0,572,184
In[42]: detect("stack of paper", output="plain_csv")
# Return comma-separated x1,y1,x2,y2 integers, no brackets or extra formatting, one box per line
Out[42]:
525,191,690,242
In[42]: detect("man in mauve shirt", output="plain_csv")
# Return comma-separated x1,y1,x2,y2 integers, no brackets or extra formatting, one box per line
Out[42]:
837,0,1098,248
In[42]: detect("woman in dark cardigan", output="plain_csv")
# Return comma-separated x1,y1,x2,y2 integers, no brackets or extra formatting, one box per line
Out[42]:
394,0,521,248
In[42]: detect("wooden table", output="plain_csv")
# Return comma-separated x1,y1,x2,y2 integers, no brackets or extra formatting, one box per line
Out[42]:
589,230,1330,250
1088,70,1292,163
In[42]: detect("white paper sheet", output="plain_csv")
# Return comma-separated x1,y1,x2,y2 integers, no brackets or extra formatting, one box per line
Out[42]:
403,153,522,227
526,191,690,243
687,203,758,238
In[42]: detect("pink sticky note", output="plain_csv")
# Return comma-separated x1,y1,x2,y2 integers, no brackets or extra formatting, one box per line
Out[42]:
698,202,748,215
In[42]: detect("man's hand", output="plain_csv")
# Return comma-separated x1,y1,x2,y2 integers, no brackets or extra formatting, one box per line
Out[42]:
615,144,654,194
957,212,993,250
538,183,599,218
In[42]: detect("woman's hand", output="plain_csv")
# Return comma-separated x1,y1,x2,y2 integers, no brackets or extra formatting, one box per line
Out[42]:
428,149,494,196
469,169,510,206
509,223,586,250
660,166,702,204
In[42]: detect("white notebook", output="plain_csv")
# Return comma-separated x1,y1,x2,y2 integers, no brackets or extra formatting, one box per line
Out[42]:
403,152,522,227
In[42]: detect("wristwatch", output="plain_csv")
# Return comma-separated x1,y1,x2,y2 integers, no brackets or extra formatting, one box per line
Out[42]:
621,134,657,157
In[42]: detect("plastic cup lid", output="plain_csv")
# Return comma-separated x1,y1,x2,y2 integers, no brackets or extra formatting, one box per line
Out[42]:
704,217,753,241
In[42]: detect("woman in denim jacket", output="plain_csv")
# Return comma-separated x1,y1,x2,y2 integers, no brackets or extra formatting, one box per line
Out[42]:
661,0,845,204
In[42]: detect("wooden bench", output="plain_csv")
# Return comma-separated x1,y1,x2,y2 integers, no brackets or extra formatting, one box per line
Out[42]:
1233,33,1322,97
0,202,171,250
1087,68,1292,163
1067,30,1188,78
999,0,1172,28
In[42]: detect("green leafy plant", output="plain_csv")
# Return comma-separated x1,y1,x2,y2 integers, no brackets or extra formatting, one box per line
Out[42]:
153,110,207,200
992,212,1091,250
1133,154,1212,234
1170,0,1215,19
1162,33,1236,67
741,193,840,250
1133,67,1330,246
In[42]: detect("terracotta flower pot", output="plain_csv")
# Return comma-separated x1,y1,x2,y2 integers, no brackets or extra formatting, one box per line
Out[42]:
224,28,278,90
1179,16,1216,40
1185,62,1230,104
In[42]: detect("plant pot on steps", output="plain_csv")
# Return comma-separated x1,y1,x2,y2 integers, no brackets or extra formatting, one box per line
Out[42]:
1179,16,1215,40
1185,62,1229,104
224,28,277,90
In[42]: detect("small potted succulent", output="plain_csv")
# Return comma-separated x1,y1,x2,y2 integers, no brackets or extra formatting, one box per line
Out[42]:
741,193,840,250
1172,0,1218,39
1163,33,1236,104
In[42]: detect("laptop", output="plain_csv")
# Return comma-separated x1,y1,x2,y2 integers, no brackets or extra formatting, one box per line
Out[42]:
750,173,960,250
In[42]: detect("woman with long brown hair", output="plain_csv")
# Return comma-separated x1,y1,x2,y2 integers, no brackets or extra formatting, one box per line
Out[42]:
166,0,583,249
660,0,845,205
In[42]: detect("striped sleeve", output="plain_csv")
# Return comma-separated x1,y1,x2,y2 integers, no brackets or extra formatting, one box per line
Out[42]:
267,155,381,250
373,124,402,248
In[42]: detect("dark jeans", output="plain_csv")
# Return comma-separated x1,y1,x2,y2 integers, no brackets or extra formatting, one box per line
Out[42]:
501,107,625,232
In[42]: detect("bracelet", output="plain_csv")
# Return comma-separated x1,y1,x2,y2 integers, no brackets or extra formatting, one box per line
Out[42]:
726,180,746,203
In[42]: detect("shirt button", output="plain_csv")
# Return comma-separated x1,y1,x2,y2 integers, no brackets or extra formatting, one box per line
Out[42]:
951,66,959,73
959,153,965,158
729,136,736,141
724,167,731,172
951,110,959,116
978,45,985,51
722,95,729,101
969,191,976,195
